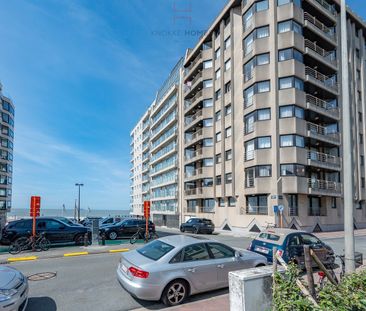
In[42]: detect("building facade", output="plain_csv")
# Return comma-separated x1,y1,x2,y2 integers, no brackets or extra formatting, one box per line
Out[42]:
131,0,366,232
0,83,14,227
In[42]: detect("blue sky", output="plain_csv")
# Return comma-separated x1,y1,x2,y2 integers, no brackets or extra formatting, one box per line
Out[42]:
0,0,364,212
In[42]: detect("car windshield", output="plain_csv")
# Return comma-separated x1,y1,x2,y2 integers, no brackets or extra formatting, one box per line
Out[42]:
137,240,175,261
56,218,74,226
259,233,280,241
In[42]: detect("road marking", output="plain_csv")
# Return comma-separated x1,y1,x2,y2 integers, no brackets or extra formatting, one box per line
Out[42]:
63,252,89,257
8,256,38,262
109,248,130,253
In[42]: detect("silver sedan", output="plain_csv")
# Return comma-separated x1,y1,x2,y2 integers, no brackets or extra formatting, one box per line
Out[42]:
117,235,267,306
0,266,28,311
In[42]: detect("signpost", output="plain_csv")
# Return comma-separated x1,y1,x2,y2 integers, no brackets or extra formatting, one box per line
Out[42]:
30,196,41,237
144,201,151,242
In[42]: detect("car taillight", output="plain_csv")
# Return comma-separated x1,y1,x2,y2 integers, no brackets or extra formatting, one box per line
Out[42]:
276,250,283,257
247,242,252,250
129,267,149,279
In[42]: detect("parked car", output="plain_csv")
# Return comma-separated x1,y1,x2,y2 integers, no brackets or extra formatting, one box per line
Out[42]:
0,265,28,311
248,228,335,267
100,218,155,240
54,217,83,227
1,217,91,245
117,235,266,306
80,217,102,227
180,218,214,234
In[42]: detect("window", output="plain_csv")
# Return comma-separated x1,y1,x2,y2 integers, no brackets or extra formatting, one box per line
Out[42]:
308,196,324,216
224,36,231,49
225,104,232,115
203,118,213,127
203,79,213,88
203,60,213,69
203,178,213,187
360,134,364,144
215,110,221,121
356,48,360,59
278,20,302,34
244,109,270,134
225,173,232,184
216,132,222,142
183,244,210,261
361,155,364,166
225,81,232,93
278,48,303,62
279,105,304,119
288,194,298,216
215,89,222,100
215,48,221,60
280,164,305,176
357,69,361,80
225,59,231,71
258,136,271,148
257,108,271,120
257,25,269,38
243,26,269,55
331,197,337,209
203,138,213,147
280,135,305,147
257,165,271,177
228,197,236,207
218,198,225,206
225,149,232,161
359,112,362,122
256,53,270,66
215,69,221,80
279,76,303,90
216,153,222,163
203,158,214,167
246,195,268,215
245,139,255,160
358,91,362,101
208,242,235,258
257,80,270,93
216,176,222,185
203,98,213,108
202,199,215,212
278,0,301,6
170,250,183,263
225,127,232,138
242,1,269,31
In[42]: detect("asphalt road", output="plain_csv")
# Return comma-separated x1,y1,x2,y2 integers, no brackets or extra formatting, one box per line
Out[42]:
7,230,366,311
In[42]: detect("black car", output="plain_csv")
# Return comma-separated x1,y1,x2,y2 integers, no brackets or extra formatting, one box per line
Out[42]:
99,218,155,240
180,218,215,234
1,217,91,245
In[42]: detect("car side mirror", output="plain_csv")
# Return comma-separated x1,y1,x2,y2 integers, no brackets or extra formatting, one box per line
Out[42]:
235,251,240,258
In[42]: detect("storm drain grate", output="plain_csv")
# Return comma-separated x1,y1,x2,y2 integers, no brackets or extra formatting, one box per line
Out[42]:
27,272,57,281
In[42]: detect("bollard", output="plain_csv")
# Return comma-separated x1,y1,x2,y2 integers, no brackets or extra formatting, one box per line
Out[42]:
84,233,89,247
102,233,106,246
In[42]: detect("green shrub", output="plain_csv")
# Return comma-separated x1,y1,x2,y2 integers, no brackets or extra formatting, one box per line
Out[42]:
273,264,366,311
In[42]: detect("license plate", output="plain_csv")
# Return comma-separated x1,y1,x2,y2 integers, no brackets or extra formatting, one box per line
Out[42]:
121,264,128,274
255,246,269,254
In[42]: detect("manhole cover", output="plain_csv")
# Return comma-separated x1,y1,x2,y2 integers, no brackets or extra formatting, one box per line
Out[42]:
27,272,57,281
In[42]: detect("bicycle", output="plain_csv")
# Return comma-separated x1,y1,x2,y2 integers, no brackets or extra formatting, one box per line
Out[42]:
318,255,345,289
130,227,159,244
9,232,51,254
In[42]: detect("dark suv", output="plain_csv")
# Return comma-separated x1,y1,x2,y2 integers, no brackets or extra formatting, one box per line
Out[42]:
180,218,215,234
1,217,91,245
99,218,155,240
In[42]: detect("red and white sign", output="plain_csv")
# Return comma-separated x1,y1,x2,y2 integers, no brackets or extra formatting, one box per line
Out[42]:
143,201,150,219
30,196,41,217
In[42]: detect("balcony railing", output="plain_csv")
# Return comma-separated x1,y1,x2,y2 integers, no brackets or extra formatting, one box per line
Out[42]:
185,188,203,196
185,90,203,110
184,129,203,144
314,0,337,16
308,178,342,194
304,12,336,41
185,110,203,126
307,122,340,144
304,39,337,65
305,67,338,92
244,206,268,215
307,151,341,168
185,168,203,178
243,69,254,83
185,148,203,161
306,94,339,119
185,72,203,94
185,53,202,75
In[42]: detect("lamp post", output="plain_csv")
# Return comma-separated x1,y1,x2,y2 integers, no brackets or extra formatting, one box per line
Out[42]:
75,183,84,223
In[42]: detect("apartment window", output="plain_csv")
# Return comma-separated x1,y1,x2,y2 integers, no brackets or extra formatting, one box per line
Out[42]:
203,138,213,147
224,36,231,49
278,48,303,63
203,118,213,127
202,199,215,213
361,155,364,166
216,132,222,142
278,20,302,35
278,0,301,6
258,136,271,148
280,164,305,176
228,197,236,207
203,178,213,187
288,194,298,216
225,81,232,93
215,89,222,100
203,158,214,167
279,105,304,119
216,153,222,164
258,80,270,93
242,1,269,31
225,150,232,161
243,54,269,81
331,197,337,209
203,79,213,88
203,60,213,69
215,110,222,121
245,139,255,160
225,173,233,184
280,135,305,147
225,59,231,71
279,76,304,90
225,104,232,115
215,48,221,60
225,127,232,138
309,196,325,216
218,197,225,206
243,26,269,55
257,165,272,177
246,195,268,214
245,136,271,160
203,98,213,108
216,176,222,186
215,69,221,80
244,108,271,134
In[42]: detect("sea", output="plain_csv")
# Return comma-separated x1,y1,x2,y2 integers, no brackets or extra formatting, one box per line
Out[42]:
7,208,131,221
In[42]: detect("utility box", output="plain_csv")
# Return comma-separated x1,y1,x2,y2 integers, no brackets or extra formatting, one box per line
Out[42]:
91,219,100,245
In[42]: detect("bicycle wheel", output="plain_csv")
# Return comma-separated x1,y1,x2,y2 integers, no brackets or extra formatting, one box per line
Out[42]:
39,238,51,251
8,243,21,255
130,233,139,244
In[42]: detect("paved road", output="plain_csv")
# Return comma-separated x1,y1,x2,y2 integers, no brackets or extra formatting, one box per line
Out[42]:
7,230,366,311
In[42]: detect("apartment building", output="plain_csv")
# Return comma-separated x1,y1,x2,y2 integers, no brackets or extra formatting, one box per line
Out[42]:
0,83,14,227
130,59,184,227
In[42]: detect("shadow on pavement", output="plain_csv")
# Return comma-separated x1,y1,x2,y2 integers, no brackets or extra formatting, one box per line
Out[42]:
133,288,228,310
27,297,57,311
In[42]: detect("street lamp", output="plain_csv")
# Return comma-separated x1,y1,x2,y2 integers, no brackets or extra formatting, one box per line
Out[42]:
75,183,84,223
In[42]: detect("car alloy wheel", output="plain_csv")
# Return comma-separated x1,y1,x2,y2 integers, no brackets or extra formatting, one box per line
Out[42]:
108,231,117,240
163,281,187,306
180,227,185,233
193,227,199,234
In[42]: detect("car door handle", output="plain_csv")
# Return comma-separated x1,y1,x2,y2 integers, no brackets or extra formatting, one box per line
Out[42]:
217,264,224,269
187,268,196,273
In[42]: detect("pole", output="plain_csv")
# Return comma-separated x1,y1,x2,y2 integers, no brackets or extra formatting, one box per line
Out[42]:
78,185,81,223
304,246,316,300
340,0,355,273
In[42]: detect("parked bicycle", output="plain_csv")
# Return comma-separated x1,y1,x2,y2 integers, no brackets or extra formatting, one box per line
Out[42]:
9,232,51,254
318,254,345,289
130,227,159,244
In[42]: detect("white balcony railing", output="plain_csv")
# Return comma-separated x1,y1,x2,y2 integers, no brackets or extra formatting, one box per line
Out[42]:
305,67,338,92
304,39,337,65
308,178,342,193
307,151,341,168
307,122,340,143
304,12,336,41
306,94,339,118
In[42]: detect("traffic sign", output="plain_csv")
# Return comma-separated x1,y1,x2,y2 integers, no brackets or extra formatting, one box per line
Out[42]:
273,205,279,214
144,201,150,218
278,205,284,213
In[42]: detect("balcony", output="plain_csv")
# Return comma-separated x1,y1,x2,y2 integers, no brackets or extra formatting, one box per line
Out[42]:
307,151,341,170
184,72,203,96
307,122,341,145
306,94,340,120
185,148,205,163
304,12,336,44
142,142,149,152
184,90,203,113
184,167,206,180
305,67,338,94
308,178,342,196
184,128,203,146
185,53,202,78
304,39,337,69
185,187,203,196
309,0,337,20
185,110,203,128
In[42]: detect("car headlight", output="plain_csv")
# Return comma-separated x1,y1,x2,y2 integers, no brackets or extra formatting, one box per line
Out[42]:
0,289,17,302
